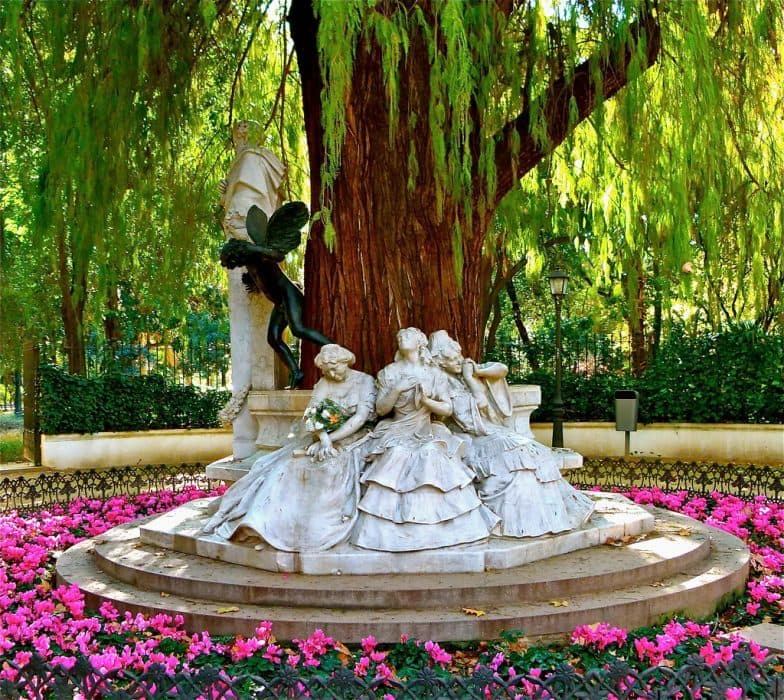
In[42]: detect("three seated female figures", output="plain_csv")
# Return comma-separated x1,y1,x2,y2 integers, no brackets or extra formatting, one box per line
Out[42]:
204,328,594,553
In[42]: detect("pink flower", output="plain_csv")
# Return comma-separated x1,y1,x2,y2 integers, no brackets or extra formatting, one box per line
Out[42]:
361,635,377,654
725,688,743,700
424,640,452,666
230,636,263,662
375,662,394,680
354,656,371,677
489,652,505,671
263,643,282,664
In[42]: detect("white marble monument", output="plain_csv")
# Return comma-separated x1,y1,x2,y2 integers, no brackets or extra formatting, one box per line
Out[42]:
218,120,285,460
183,328,611,571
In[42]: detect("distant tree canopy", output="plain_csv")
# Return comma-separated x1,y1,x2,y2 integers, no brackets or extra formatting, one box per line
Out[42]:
1,1,781,380
0,0,303,373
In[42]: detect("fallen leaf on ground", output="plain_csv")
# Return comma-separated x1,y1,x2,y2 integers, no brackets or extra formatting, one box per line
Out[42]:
550,600,569,607
678,528,692,536
216,606,240,614
461,607,486,617
507,637,530,653
334,642,352,666
160,592,170,597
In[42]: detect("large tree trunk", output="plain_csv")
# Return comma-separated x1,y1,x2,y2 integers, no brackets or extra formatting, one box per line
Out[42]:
628,258,648,377
55,225,87,375
289,0,660,383
291,0,490,380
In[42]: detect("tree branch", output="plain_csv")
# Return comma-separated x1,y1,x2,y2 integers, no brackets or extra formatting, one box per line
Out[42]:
492,4,661,206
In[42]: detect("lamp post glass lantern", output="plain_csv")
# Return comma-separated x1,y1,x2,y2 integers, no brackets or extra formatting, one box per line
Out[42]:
548,270,569,448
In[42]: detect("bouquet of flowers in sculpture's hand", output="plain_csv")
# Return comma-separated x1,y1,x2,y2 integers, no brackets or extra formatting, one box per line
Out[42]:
304,398,350,434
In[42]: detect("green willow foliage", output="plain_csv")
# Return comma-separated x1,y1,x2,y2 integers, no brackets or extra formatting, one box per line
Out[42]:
312,0,782,323
0,0,306,368
313,0,658,238
533,1,784,327
2,0,782,374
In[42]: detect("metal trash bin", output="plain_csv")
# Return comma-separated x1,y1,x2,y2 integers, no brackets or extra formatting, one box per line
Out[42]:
615,390,639,432
615,390,638,458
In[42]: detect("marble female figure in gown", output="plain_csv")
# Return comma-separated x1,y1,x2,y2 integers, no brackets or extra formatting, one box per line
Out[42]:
428,330,594,538
203,344,375,551
351,328,498,552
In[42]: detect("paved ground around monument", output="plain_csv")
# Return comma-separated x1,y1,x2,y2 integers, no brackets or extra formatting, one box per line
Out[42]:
737,623,784,653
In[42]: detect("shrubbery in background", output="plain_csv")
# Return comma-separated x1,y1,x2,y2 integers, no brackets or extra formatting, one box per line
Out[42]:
38,365,229,434
521,324,784,424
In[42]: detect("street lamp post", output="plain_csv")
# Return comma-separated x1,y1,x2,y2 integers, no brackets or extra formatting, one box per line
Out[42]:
548,270,569,448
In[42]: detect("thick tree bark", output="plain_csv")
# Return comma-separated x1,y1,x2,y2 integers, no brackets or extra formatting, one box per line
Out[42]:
55,226,87,375
289,0,660,382
628,260,648,377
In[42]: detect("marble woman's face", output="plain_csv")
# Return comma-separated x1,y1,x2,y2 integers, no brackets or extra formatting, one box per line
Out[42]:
397,329,423,353
320,356,350,382
439,350,464,375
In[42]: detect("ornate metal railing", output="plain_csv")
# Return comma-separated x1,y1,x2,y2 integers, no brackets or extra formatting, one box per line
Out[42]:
1,651,781,699
573,458,784,501
0,463,216,512
0,459,782,514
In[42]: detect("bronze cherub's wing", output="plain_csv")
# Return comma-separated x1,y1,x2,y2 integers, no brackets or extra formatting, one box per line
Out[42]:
266,201,308,255
245,205,269,246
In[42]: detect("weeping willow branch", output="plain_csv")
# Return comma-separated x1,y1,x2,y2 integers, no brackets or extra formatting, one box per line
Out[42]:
493,3,662,205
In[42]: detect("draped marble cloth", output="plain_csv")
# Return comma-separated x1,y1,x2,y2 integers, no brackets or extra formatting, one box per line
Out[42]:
445,372,595,537
202,370,375,552
352,362,498,552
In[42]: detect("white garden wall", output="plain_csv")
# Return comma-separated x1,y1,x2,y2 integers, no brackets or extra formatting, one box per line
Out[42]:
531,422,784,465
41,428,232,471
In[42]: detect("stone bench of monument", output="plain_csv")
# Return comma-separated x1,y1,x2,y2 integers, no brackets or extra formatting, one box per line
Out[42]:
206,384,583,483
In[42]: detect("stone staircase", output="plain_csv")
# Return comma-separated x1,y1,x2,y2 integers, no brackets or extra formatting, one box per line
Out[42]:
56,497,749,643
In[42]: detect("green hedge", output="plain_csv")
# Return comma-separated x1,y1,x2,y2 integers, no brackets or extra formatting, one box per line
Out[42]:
525,325,784,424
39,365,230,434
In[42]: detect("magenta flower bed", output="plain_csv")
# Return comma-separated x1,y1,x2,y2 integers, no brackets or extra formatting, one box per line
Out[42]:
0,487,781,688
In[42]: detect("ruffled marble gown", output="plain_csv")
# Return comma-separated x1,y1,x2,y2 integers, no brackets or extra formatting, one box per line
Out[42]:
202,371,375,552
351,363,498,552
445,375,594,537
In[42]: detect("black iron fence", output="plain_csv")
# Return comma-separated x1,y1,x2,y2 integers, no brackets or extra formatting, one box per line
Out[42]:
41,335,231,388
0,463,215,512
575,459,784,501
0,371,22,413
0,460,781,515
1,651,781,699
486,333,629,380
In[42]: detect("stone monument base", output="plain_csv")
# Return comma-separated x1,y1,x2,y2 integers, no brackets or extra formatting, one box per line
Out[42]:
56,494,749,643
138,493,644,575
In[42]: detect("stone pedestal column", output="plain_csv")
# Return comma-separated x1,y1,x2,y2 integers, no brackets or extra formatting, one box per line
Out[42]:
228,269,277,459
219,129,285,461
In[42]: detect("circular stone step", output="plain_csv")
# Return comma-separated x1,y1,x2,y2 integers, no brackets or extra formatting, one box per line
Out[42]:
56,506,749,643
91,523,709,610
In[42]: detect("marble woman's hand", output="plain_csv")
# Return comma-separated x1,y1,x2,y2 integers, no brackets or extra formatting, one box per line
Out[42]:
306,441,321,458
314,431,337,461
315,444,338,461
